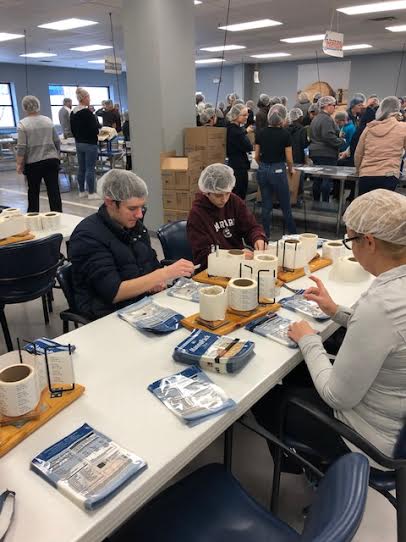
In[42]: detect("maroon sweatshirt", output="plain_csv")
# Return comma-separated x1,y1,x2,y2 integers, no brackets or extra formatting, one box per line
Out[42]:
187,192,266,269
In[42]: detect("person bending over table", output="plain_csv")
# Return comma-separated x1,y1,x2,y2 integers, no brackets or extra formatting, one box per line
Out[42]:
187,164,267,270
70,170,194,320
253,189,406,468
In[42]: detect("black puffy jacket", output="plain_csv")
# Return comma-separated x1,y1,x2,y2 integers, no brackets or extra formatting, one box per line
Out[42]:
69,205,160,320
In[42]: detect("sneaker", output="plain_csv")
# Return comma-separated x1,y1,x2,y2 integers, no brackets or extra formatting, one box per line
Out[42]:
79,191,88,198
88,193,100,200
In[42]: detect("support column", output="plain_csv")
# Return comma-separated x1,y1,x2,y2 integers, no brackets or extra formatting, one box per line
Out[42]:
122,0,196,230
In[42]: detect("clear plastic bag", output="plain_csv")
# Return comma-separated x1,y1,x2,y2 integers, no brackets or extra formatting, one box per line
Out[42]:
246,313,298,348
117,297,184,334
166,277,205,303
279,294,330,321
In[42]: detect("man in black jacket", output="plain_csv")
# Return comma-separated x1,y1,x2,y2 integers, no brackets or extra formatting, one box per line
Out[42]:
69,170,194,320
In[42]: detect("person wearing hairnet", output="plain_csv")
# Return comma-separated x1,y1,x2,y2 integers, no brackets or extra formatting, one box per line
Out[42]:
309,96,345,203
253,189,406,469
245,100,255,128
16,95,62,213
254,104,297,237
69,170,194,320
355,96,406,194
294,91,312,125
287,108,308,206
347,94,366,127
95,99,121,132
226,103,254,200
255,93,271,134
199,108,217,127
186,164,267,269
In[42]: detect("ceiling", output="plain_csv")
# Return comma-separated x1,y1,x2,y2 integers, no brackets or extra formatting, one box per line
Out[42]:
1,0,406,70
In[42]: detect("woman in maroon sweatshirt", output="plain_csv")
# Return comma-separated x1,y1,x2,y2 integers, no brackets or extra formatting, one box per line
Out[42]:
187,164,267,269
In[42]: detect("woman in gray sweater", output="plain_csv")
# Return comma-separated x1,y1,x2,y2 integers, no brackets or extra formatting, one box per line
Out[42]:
253,189,406,465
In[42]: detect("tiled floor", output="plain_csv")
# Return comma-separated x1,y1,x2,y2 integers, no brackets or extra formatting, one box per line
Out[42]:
0,167,398,541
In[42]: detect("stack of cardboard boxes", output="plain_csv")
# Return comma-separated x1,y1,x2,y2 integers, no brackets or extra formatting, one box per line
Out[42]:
184,127,226,167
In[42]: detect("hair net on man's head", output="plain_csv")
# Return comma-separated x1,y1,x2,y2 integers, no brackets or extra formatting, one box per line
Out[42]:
22,95,40,113
343,189,406,245
353,92,366,102
270,96,282,106
288,107,303,123
375,96,400,121
334,111,348,122
246,100,255,109
308,104,319,114
228,103,246,121
76,87,89,102
258,93,270,107
281,96,288,106
298,92,310,104
268,104,287,126
318,96,336,109
198,163,236,193
349,96,365,109
97,169,148,201
199,108,216,125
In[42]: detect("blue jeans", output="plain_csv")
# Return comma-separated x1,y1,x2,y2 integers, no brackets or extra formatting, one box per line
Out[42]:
257,162,297,237
311,156,337,202
359,175,398,195
76,142,98,194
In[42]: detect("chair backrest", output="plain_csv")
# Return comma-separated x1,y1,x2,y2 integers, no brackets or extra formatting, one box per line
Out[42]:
301,453,369,542
156,220,193,262
0,234,63,303
394,420,406,459
56,262,77,311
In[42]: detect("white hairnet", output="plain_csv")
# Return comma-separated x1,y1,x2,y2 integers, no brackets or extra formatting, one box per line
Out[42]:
343,189,406,245
195,93,205,104
288,107,303,123
204,102,213,109
270,96,282,105
267,104,287,126
334,111,348,122
97,169,148,201
218,101,225,110
246,100,255,109
318,96,336,109
22,95,40,113
298,92,310,104
375,96,400,121
281,96,288,106
308,104,319,114
228,103,246,121
76,87,89,102
258,93,270,107
199,107,216,125
198,163,236,193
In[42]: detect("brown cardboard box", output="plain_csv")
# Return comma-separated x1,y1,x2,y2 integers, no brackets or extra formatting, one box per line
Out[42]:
163,210,189,224
184,127,226,167
160,152,203,190
162,190,196,212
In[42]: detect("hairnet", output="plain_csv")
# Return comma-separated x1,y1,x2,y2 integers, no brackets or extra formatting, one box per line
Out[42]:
318,96,336,109
215,108,224,119
353,92,366,102
281,96,288,106
76,87,89,102
343,189,406,245
288,107,303,123
63,97,72,105
298,92,310,104
258,93,270,107
308,104,319,114
199,107,216,125
246,100,255,109
228,103,246,121
218,101,225,110
375,96,400,121
267,104,287,126
269,96,282,105
22,95,40,113
234,99,245,105
195,93,205,104
204,103,213,109
349,96,365,109
198,163,236,193
104,99,113,107
97,169,148,201
334,111,348,122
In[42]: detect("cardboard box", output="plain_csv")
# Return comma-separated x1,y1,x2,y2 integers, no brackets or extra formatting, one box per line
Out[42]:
160,151,203,190
184,127,226,167
163,210,189,224
162,190,197,212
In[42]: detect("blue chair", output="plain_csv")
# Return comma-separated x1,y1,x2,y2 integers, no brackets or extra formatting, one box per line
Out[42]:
268,397,406,542
111,452,369,542
0,234,62,351
157,220,193,265
56,263,90,334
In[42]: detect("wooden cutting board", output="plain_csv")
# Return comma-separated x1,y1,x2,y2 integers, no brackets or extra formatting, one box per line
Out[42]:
0,231,35,246
193,270,283,289
278,257,332,283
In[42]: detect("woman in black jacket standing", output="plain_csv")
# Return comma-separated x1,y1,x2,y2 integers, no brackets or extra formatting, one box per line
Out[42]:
226,103,253,200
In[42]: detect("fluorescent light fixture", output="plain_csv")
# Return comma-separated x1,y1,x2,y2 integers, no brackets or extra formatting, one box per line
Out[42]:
38,18,98,31
195,58,226,64
20,52,57,58
281,34,325,43
88,59,105,64
386,24,406,31
0,33,24,42
200,45,246,52
70,44,113,52
194,0,202,4
342,43,372,50
338,1,406,15
250,52,291,58
219,19,282,32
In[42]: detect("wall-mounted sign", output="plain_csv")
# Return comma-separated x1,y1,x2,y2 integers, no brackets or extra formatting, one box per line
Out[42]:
104,56,122,74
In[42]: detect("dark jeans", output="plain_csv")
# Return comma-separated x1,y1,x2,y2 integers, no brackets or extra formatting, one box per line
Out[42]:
311,156,337,202
25,158,62,213
257,162,297,237
76,142,98,194
232,168,249,200
359,175,398,195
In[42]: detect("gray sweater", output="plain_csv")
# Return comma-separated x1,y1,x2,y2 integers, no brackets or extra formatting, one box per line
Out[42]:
16,115,60,165
299,264,406,457
309,110,344,158
58,106,73,138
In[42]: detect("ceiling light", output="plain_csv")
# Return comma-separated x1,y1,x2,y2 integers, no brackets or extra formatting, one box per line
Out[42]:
20,52,57,58
342,43,373,49
38,18,98,31
195,58,226,64
219,19,282,32
0,33,24,42
281,34,325,43
250,52,291,58
337,1,406,15
70,45,113,52
194,0,202,4
200,45,246,52
386,23,406,30
88,59,105,64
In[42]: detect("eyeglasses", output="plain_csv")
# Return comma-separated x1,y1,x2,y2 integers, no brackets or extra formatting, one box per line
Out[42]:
342,234,363,250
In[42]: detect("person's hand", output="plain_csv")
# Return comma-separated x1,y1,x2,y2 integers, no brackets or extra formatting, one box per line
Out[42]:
254,239,267,251
288,320,317,342
16,164,24,175
303,275,338,316
149,282,167,294
164,259,195,281
243,249,254,260
246,125,255,133
288,166,295,176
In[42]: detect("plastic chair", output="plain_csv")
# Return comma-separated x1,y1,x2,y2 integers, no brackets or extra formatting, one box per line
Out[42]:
110,450,369,542
0,234,63,351
56,262,90,334
268,396,406,542
156,220,193,265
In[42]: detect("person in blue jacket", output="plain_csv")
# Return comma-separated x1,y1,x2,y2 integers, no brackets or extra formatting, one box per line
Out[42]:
69,170,194,320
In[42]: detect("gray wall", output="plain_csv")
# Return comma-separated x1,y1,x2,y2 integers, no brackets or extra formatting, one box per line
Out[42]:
195,65,235,105
0,62,127,124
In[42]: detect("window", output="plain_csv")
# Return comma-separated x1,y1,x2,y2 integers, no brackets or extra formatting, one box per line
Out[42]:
49,84,110,125
0,83,16,128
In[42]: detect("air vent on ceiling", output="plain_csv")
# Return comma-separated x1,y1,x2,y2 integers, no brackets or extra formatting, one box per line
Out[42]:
368,16,397,21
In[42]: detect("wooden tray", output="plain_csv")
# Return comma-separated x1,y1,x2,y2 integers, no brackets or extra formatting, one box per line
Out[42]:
0,384,85,458
278,257,332,283
181,303,280,335
193,270,283,289
0,231,35,246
